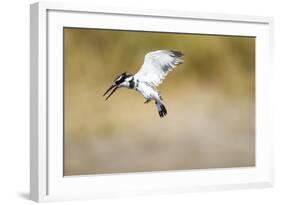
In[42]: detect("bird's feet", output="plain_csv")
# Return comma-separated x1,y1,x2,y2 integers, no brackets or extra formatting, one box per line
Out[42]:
144,99,151,104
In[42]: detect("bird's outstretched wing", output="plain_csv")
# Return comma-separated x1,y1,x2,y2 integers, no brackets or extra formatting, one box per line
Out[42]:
134,50,183,87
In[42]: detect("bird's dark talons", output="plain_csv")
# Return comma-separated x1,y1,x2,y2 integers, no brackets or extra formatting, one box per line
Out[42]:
144,99,151,104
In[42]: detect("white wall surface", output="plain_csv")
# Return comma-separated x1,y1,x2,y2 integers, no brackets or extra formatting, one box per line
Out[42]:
0,0,280,204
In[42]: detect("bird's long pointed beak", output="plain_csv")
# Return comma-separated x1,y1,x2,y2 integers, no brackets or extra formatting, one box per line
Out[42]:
103,84,118,100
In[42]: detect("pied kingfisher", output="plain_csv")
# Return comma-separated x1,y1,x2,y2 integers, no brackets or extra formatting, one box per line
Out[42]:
103,50,184,118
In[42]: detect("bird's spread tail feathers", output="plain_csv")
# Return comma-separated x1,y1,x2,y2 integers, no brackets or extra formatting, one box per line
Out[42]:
155,101,167,118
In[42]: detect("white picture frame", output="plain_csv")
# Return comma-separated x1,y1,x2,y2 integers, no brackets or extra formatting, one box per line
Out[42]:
30,2,274,202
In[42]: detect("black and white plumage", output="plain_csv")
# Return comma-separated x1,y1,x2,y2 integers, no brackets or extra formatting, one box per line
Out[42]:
103,50,184,118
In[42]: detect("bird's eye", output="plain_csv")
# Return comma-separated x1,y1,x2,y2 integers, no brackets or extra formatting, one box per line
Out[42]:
114,75,126,85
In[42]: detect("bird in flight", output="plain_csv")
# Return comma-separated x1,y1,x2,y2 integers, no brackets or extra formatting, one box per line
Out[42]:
103,50,184,118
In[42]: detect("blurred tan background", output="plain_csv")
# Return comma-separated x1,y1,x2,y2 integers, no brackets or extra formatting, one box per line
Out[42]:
63,28,255,176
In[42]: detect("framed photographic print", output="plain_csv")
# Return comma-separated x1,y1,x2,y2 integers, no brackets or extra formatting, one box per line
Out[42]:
30,2,274,202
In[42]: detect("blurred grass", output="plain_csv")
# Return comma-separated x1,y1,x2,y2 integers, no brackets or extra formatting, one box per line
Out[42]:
63,28,255,176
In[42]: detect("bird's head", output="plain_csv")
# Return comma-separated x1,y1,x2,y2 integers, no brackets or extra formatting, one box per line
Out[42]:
103,72,131,100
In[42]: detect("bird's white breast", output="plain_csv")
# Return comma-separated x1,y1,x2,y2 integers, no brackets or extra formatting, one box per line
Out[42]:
136,82,160,101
